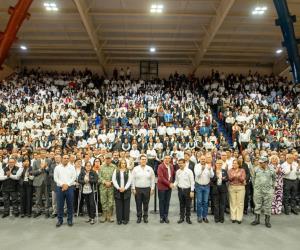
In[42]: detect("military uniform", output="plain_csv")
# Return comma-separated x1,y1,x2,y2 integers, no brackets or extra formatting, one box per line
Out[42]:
99,162,116,222
252,159,276,228
253,166,276,215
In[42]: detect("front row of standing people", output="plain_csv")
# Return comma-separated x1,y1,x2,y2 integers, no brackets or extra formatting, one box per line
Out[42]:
0,152,297,229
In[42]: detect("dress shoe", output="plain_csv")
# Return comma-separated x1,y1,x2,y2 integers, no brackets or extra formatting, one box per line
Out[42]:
160,218,164,223
177,218,184,224
237,221,242,224
220,219,224,223
2,214,9,218
137,217,142,223
33,212,41,218
164,218,170,224
143,217,148,223
117,221,122,225
214,219,219,223
232,220,236,223
291,209,299,215
186,217,192,224
27,214,32,218
45,213,50,219
67,222,73,227
197,217,203,223
56,222,63,227
203,218,209,223
20,214,25,218
123,221,128,225
14,214,19,218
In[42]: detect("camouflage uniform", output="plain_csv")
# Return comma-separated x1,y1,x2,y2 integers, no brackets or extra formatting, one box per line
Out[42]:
99,163,116,222
253,166,276,215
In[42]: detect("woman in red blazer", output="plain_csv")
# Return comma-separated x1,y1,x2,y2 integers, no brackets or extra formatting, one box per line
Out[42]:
157,155,175,223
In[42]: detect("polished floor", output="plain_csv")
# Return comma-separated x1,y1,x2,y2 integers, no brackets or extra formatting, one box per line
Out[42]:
0,190,299,250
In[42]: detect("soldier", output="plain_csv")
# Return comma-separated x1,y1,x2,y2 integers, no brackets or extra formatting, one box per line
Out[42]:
99,153,116,223
251,156,276,228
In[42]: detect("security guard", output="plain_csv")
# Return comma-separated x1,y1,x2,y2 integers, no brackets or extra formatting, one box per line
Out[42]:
251,156,276,228
99,153,116,223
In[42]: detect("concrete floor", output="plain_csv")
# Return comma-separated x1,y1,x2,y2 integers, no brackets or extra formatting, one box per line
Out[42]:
0,190,299,250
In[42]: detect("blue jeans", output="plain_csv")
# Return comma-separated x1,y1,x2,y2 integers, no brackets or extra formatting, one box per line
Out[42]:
195,184,210,218
56,186,74,224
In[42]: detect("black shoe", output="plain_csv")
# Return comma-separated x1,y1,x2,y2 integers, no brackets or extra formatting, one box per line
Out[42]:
45,213,50,219
237,221,242,224
137,217,142,223
123,221,128,225
214,219,219,223
51,214,57,219
14,213,19,218
20,214,25,218
2,214,9,218
232,220,236,223
203,218,209,223
33,212,41,218
79,213,84,217
160,218,164,223
68,222,73,227
197,217,203,223
284,207,290,215
27,214,32,218
186,217,192,224
291,209,299,215
265,215,271,228
164,218,170,224
177,218,184,224
56,222,63,227
251,214,260,226
143,217,148,223
244,210,248,215
117,221,122,225
220,219,224,223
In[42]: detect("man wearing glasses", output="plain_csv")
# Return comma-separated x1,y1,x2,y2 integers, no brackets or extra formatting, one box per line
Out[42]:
54,154,76,227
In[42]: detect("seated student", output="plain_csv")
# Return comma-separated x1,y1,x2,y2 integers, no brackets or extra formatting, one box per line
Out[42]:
78,162,98,225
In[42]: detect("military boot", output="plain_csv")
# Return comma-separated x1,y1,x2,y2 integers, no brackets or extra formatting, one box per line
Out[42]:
251,214,260,226
107,210,114,223
99,211,107,223
265,215,271,228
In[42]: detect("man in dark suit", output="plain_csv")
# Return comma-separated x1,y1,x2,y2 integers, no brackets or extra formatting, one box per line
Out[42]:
32,150,51,218
157,155,175,223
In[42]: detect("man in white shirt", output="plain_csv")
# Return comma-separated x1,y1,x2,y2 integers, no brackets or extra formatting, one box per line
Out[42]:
281,154,299,215
54,154,76,227
194,153,214,223
173,158,194,224
131,155,155,223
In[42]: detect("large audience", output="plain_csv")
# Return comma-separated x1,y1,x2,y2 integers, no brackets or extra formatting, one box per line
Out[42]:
0,67,299,227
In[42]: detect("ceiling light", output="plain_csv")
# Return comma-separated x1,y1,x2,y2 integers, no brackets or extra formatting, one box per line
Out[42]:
150,3,164,13
150,47,156,53
276,49,283,54
252,6,267,15
20,45,27,50
44,2,58,11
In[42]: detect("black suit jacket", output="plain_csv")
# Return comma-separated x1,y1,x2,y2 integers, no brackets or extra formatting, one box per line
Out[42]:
211,169,228,194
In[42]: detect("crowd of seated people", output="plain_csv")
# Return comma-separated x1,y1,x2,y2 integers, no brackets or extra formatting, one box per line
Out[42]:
0,68,299,228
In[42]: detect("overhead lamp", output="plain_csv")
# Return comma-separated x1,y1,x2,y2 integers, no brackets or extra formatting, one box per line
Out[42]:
44,2,58,11
276,49,283,54
150,47,156,53
252,6,267,15
150,4,164,13
20,45,27,50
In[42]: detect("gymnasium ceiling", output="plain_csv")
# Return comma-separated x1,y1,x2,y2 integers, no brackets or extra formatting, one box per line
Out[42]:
0,0,300,73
